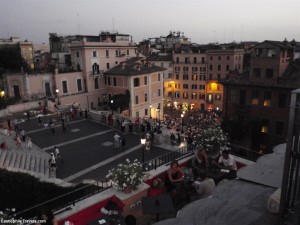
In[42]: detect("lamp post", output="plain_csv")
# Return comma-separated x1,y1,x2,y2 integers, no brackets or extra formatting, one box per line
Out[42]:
149,104,152,118
140,136,146,170
181,113,184,133
0,91,5,109
55,89,60,105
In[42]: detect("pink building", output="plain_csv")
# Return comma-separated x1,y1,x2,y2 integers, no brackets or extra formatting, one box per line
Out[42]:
104,57,165,119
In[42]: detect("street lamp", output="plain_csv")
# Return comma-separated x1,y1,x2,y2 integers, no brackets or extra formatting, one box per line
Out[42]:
156,106,161,131
181,113,184,133
55,89,60,105
140,136,146,170
0,91,5,109
149,104,152,118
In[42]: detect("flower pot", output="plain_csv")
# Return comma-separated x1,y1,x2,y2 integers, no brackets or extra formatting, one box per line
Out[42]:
122,186,133,194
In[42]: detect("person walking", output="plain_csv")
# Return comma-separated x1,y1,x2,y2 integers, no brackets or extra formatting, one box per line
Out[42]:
54,146,61,159
51,122,55,135
27,136,32,149
16,135,22,149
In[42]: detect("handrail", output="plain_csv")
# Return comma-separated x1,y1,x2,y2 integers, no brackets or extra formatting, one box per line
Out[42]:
229,143,262,162
11,179,112,219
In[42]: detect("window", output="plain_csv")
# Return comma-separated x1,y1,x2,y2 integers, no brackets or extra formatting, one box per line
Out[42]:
275,121,284,135
191,84,197,89
168,92,173,97
115,49,119,56
217,74,221,80
183,92,188,99
183,75,189,80
209,65,213,71
183,84,189,89
226,65,230,71
218,65,221,71
239,90,246,105
191,93,197,99
185,57,189,63
194,57,197,63
115,61,118,64
253,68,261,77
255,48,263,57
217,84,221,90
92,51,97,57
127,50,129,55
133,78,140,87
161,63,164,67
192,74,198,80
176,74,179,80
176,57,179,63
113,77,117,86
183,67,189,73
135,95,139,104
144,93,148,102
95,77,99,89
199,85,205,90
175,67,180,73
158,73,161,81
107,77,111,86
267,49,276,57
145,109,148,116
76,51,79,57
106,50,109,57
215,94,221,100
261,119,269,133
227,56,230,60
144,76,147,85
207,94,213,103
200,67,206,74
175,92,180,98
218,56,221,60
201,57,205,63
209,74,213,80
158,89,161,96
199,94,205,99
209,56,213,60
106,63,110,69
264,92,272,106
192,67,198,73
175,84,180,89
200,75,206,81
266,68,274,78
62,81,68,94
230,89,237,103
278,93,287,108
252,90,259,105
92,63,99,75
77,79,82,92
29,54,33,59
77,63,81,71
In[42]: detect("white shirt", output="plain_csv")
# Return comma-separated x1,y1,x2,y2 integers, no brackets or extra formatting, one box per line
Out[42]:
218,154,237,171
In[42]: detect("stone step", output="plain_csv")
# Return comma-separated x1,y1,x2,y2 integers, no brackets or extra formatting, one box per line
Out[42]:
14,153,21,168
19,153,26,170
8,152,17,168
29,155,36,172
40,156,45,174
0,150,8,167
44,158,50,177
34,156,40,173
3,151,12,168
24,154,31,170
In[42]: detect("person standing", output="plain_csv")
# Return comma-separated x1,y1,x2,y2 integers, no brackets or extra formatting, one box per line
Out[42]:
27,136,32,149
54,146,61,159
113,133,120,149
49,153,56,171
38,116,42,126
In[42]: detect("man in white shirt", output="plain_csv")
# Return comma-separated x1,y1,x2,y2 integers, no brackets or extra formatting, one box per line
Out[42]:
113,133,120,149
218,150,237,179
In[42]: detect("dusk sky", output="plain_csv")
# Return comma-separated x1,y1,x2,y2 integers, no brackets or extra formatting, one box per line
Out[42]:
1,0,299,44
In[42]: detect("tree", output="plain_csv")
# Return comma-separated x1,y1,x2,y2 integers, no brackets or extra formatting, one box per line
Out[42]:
0,45,29,73
110,90,130,112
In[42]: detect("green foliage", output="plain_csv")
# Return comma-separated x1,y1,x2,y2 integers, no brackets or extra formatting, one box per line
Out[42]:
0,45,29,73
110,90,130,112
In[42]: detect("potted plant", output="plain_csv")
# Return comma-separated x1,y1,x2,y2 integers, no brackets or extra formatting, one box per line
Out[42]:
106,159,147,193
194,126,229,158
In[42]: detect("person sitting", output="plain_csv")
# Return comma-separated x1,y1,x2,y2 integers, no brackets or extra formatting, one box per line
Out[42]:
218,149,237,179
165,160,184,196
0,141,8,150
191,149,209,177
193,172,215,199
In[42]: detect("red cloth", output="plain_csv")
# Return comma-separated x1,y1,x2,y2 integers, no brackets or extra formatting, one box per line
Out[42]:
58,195,124,225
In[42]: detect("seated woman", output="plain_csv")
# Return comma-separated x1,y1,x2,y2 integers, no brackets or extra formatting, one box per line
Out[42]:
191,149,209,177
165,160,184,196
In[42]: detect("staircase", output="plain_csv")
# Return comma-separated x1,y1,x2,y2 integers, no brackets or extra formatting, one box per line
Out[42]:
0,148,50,178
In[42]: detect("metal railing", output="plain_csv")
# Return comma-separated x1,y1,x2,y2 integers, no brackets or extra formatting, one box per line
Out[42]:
229,143,262,162
11,179,112,220
142,146,192,171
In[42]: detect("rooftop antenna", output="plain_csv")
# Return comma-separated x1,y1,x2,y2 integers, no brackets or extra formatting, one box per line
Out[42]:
240,24,243,43
77,13,80,35
112,18,115,33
